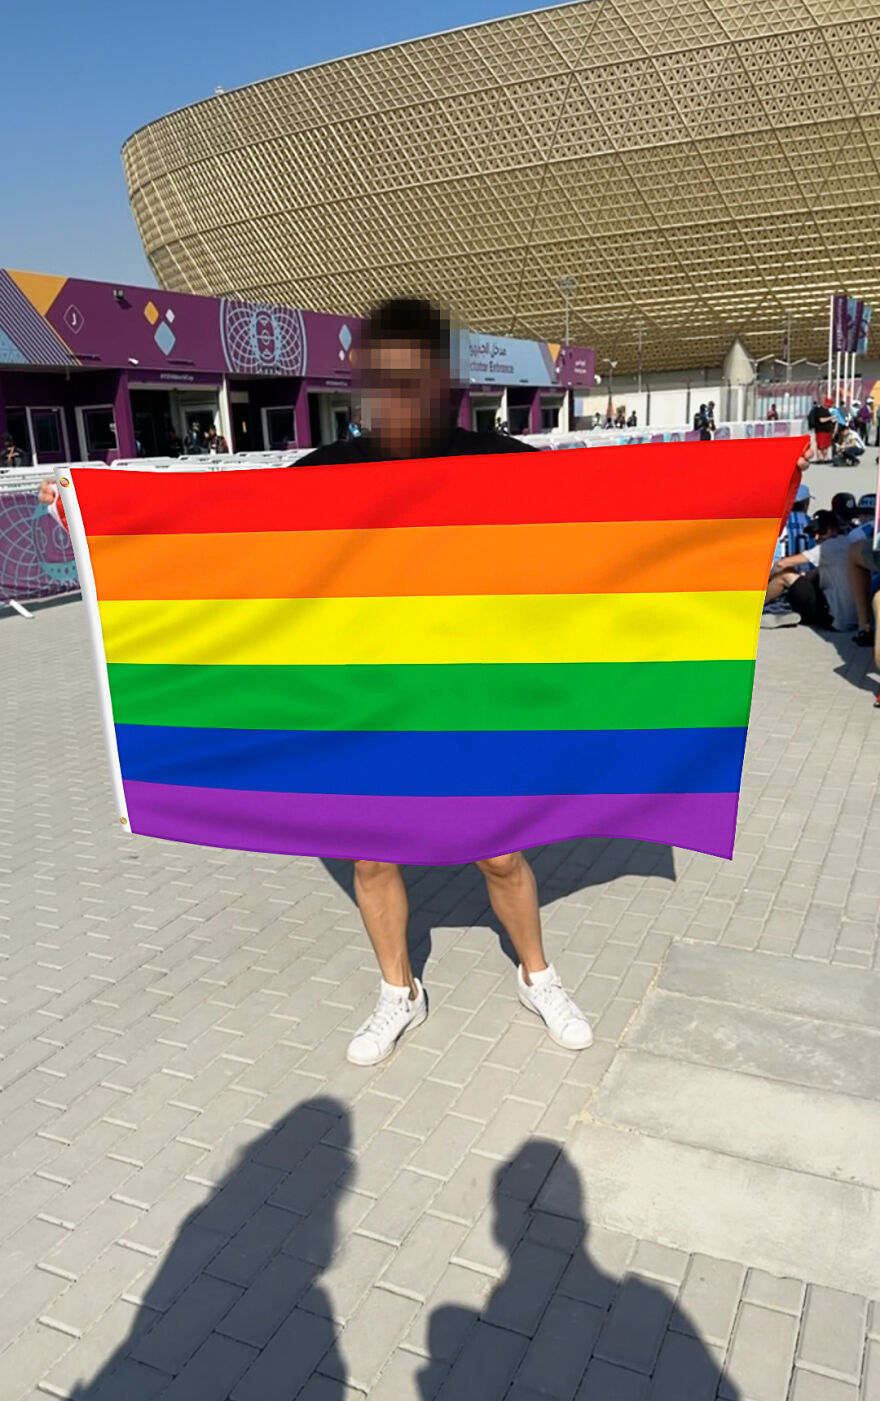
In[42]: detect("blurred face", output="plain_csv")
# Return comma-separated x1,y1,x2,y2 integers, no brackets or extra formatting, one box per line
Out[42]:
363,338,450,457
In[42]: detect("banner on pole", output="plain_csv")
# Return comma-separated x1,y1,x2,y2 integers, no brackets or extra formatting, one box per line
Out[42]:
832,294,872,354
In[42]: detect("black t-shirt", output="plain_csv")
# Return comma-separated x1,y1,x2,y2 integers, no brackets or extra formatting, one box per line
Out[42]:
297,425,537,467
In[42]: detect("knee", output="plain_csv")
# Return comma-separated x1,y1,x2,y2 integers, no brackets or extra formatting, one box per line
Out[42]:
476,852,523,880
354,859,397,884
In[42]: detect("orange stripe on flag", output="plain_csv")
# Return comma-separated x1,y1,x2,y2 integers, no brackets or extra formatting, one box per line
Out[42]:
89,518,777,600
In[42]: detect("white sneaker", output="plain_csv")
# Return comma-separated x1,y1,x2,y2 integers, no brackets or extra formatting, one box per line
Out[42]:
346,978,427,1066
517,964,593,1050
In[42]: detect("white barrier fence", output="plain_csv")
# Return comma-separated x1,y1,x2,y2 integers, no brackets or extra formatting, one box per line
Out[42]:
0,426,811,617
520,419,807,450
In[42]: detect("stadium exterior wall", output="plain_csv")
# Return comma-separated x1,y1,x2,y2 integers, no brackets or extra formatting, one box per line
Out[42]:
122,0,880,375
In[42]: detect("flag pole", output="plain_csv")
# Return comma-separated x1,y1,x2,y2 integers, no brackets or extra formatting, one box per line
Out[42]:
827,292,834,400
54,468,131,832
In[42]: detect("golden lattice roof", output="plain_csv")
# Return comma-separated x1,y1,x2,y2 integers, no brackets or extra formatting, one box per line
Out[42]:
122,0,880,374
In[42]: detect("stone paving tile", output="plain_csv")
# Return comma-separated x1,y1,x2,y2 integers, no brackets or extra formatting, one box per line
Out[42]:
721,1301,800,1400
5,603,880,1400
796,1284,868,1381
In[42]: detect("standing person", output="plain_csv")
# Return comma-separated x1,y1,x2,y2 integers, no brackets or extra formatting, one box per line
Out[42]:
626,410,637,427
767,403,779,421
693,404,711,440
167,428,183,458
812,397,835,461
205,426,229,455
857,398,873,443
297,297,595,1066
184,421,204,454
1,431,27,469
706,400,717,433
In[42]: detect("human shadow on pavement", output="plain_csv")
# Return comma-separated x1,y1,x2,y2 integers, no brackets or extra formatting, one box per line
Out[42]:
822,628,880,695
418,1139,740,1400
323,836,676,981
69,1096,351,1400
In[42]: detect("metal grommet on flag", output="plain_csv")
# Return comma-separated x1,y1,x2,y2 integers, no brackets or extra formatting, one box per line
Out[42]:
58,477,70,488
120,816,128,826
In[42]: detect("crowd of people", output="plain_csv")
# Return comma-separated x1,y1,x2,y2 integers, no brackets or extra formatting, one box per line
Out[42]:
177,421,229,456
586,407,640,430
806,396,873,463
763,480,880,703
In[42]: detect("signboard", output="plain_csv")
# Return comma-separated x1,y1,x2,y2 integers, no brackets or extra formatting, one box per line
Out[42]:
459,331,595,388
0,270,359,382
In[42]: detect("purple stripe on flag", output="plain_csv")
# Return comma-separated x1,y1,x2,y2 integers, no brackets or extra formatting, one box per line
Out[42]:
123,781,740,864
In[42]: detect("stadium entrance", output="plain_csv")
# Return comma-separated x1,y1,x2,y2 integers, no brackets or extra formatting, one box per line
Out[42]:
129,386,223,456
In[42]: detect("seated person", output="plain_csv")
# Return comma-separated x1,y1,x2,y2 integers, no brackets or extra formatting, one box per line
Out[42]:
834,426,865,465
767,510,859,631
770,481,812,576
831,491,859,530
848,506,880,655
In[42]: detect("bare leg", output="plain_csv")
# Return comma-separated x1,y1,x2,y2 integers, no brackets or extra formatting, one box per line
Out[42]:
476,852,547,983
765,570,799,606
353,860,417,996
848,540,873,631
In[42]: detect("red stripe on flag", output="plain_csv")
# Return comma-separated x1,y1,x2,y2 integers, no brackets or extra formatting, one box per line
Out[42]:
72,439,808,537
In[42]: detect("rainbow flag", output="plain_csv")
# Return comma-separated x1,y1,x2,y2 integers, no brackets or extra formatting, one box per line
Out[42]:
61,441,803,864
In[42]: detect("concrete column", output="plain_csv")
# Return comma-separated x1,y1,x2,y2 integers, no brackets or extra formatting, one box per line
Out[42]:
112,373,137,460
457,391,471,430
293,380,311,447
218,376,234,451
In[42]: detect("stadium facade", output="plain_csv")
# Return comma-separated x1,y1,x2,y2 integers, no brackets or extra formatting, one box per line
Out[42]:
122,0,880,380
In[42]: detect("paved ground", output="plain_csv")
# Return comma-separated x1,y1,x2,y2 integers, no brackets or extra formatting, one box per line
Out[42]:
2,563,880,1399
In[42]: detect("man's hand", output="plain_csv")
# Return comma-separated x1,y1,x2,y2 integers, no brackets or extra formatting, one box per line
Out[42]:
795,447,812,473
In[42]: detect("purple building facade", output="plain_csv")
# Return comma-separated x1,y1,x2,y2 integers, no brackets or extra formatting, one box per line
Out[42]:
0,270,595,463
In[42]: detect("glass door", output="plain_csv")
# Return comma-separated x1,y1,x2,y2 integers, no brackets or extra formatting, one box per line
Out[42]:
77,406,117,463
29,408,69,464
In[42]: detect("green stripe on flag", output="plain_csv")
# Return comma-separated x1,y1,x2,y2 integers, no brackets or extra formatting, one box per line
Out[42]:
107,660,756,734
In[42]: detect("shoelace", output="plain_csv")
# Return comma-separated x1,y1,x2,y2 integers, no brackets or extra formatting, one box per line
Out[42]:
530,978,581,1025
360,991,409,1039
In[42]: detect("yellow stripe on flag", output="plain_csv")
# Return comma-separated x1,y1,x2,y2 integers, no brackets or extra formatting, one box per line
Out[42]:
99,592,764,667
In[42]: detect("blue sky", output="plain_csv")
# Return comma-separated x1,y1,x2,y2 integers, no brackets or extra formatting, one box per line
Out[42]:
7,0,562,288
